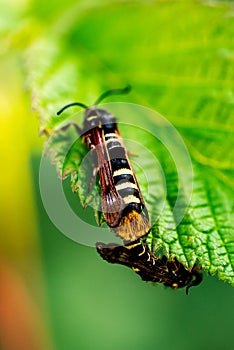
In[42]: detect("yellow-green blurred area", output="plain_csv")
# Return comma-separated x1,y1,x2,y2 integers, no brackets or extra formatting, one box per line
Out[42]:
1,0,234,349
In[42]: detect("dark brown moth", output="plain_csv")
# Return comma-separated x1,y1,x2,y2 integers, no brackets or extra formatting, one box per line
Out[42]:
57,86,150,242
96,240,202,294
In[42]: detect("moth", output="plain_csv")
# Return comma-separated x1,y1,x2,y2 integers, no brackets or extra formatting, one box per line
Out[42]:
57,86,150,242
96,240,202,294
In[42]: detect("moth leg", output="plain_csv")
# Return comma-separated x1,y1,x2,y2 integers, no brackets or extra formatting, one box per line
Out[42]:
81,143,99,210
60,122,82,135
42,122,83,136
87,165,99,194
84,133,95,149
127,150,138,158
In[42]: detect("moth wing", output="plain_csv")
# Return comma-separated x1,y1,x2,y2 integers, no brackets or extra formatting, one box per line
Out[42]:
92,129,124,228
98,164,124,228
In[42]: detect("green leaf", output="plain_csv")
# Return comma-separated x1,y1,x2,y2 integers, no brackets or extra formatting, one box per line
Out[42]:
26,0,234,285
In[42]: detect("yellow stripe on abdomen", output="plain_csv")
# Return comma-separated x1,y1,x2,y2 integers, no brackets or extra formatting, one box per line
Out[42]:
113,168,132,177
123,195,140,204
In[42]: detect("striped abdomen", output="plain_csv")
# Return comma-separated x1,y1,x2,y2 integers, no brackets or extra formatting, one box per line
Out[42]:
105,131,144,214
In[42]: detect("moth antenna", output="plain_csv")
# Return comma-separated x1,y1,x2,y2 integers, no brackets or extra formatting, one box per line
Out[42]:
57,102,88,116
186,271,203,295
94,85,131,105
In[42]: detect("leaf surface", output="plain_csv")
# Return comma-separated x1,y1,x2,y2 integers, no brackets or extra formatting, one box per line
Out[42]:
26,0,234,285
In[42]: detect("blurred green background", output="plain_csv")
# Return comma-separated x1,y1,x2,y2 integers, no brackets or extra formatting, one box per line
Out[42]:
0,0,234,349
